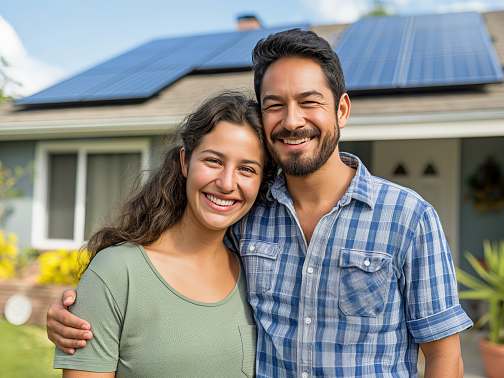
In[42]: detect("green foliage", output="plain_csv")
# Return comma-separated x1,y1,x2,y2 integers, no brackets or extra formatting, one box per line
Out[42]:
457,241,504,344
366,0,389,17
0,160,29,226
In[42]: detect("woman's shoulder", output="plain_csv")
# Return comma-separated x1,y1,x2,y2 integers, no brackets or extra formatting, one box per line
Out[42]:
86,242,144,281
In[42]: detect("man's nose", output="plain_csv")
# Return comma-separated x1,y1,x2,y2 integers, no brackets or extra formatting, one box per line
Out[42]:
283,105,305,130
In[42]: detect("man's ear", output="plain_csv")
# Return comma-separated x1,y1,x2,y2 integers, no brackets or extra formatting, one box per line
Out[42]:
337,93,351,129
179,147,188,178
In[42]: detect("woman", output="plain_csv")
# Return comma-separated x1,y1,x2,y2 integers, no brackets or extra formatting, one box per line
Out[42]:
54,92,272,377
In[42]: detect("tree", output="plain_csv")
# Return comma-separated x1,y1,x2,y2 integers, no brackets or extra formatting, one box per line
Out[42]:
0,161,25,227
367,0,389,17
0,56,21,103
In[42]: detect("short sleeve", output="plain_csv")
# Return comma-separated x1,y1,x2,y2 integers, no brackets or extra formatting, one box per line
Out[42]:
402,205,472,343
53,268,123,372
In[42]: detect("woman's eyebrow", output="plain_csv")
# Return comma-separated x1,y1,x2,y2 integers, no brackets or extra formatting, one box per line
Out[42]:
202,149,262,167
241,159,263,168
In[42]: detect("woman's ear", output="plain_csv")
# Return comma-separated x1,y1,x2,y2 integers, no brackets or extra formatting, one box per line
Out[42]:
179,147,188,178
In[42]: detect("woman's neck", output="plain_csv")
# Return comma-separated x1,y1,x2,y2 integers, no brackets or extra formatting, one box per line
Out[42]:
146,210,227,259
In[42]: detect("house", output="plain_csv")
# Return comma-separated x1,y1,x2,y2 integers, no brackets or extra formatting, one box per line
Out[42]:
0,11,503,277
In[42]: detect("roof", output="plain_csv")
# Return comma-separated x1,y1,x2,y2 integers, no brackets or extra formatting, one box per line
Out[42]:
1,11,503,141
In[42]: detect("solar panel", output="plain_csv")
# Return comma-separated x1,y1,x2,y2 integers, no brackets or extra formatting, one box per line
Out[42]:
200,25,309,70
335,12,503,91
16,24,308,106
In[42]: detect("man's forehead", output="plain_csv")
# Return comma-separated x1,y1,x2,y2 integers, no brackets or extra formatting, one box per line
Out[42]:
260,57,330,94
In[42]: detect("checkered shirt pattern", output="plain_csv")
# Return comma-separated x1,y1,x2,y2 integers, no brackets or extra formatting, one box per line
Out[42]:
231,152,472,378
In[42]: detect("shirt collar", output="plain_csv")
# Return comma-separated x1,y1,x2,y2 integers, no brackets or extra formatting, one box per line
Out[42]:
270,152,376,209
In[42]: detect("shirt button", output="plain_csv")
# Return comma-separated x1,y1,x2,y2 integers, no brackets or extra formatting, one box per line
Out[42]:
305,317,312,325
302,372,309,378
307,267,314,274
249,245,255,252
363,259,371,267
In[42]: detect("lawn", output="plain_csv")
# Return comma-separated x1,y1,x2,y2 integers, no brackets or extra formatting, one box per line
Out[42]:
0,319,60,377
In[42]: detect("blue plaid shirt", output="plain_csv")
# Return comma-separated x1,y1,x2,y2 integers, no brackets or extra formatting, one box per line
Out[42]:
232,153,472,378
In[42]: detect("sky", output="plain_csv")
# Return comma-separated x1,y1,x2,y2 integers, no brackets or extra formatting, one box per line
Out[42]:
1,0,504,97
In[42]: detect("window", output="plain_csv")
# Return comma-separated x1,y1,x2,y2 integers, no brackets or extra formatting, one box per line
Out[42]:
32,140,150,249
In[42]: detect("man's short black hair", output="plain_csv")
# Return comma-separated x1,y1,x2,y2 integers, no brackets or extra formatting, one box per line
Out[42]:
252,28,346,109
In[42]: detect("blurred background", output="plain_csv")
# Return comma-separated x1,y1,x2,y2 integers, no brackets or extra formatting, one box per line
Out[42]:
1,0,504,377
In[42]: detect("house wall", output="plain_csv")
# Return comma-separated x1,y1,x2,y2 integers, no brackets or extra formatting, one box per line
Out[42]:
0,141,36,249
340,141,373,169
0,134,176,250
459,137,504,265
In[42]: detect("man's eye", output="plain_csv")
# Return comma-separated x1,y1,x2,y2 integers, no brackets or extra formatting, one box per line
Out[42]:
302,101,318,106
265,103,282,110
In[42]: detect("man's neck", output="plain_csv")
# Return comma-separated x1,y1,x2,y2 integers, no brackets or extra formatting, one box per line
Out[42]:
285,149,356,212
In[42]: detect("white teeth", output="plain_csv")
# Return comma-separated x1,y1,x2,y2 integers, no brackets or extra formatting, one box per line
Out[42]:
206,194,236,207
282,138,310,145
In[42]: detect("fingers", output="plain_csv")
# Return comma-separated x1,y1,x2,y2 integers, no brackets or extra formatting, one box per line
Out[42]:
62,289,78,307
48,303,91,330
49,317,93,341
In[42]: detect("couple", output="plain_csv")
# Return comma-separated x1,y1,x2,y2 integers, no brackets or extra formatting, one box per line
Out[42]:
47,29,472,377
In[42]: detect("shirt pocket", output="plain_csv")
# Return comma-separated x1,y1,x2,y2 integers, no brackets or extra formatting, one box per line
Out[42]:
338,249,393,317
238,324,257,378
240,239,279,294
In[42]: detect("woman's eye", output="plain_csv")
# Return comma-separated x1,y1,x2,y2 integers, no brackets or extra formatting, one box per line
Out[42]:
205,158,221,165
240,166,256,175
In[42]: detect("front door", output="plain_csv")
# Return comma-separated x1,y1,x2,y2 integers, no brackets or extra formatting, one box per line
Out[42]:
372,139,460,262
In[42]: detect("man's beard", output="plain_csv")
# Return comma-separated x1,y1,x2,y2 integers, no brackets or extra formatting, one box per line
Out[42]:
269,122,340,176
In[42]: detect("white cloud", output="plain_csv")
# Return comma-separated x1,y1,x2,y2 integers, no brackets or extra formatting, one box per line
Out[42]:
303,0,504,23
387,0,504,14
0,15,65,98
302,0,372,23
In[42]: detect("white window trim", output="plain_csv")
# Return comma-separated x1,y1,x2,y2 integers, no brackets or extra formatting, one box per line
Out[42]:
32,139,150,250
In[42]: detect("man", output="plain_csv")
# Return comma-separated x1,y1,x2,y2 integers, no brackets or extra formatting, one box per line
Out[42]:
47,29,472,377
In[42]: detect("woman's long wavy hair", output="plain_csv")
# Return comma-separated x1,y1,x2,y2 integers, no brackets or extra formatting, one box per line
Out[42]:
83,91,273,269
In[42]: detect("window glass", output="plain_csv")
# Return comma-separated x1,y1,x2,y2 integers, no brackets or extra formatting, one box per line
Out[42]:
84,153,141,239
48,153,77,239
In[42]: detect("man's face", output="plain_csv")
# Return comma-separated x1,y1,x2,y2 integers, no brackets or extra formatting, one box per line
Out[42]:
260,56,340,176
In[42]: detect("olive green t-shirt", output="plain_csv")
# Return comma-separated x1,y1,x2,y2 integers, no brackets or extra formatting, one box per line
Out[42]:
54,243,256,377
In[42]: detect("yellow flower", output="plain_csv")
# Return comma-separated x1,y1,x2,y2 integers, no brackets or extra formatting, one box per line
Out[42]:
37,249,89,286
0,230,17,279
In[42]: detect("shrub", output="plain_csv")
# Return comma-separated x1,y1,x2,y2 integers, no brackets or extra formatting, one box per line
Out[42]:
0,230,17,279
37,249,89,286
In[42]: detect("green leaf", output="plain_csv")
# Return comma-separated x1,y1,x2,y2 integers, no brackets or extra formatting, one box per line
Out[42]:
459,289,495,300
456,268,491,290
466,253,504,291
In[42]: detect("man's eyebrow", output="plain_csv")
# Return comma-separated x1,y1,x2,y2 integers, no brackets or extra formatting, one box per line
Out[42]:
297,90,324,99
262,91,325,105
261,94,283,105
201,149,262,167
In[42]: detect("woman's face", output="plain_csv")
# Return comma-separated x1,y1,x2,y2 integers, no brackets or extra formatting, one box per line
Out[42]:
181,120,264,232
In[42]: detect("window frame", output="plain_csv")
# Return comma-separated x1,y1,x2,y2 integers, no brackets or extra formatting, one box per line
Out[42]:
32,139,150,250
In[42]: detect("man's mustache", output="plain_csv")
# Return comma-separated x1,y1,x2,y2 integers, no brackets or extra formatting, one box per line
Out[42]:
271,128,320,142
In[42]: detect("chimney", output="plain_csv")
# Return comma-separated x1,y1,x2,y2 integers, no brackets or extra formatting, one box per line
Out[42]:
236,14,262,31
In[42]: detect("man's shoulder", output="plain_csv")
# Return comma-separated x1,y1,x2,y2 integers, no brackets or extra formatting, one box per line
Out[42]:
366,175,435,228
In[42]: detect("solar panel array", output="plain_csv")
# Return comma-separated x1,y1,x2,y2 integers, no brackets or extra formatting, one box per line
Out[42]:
335,12,503,91
16,12,503,106
17,25,307,106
